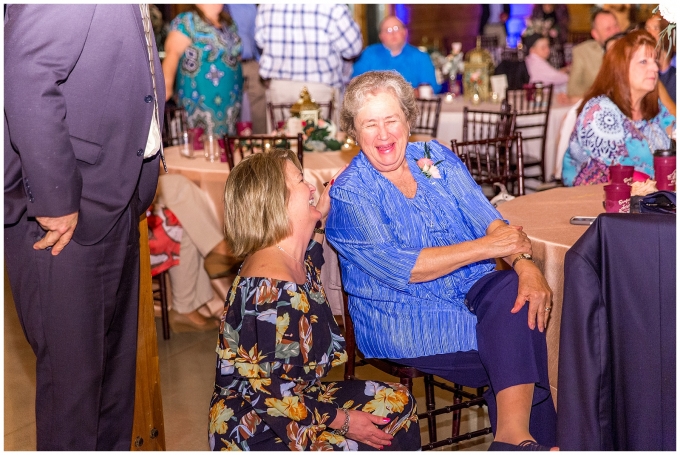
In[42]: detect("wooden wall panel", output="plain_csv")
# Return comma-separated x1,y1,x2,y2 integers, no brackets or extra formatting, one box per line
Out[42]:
402,4,482,54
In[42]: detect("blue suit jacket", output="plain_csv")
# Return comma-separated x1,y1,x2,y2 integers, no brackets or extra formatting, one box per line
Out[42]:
4,4,164,245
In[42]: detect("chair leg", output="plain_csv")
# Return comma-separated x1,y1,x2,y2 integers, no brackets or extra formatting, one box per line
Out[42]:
400,376,413,394
424,375,438,444
451,384,463,438
158,272,170,340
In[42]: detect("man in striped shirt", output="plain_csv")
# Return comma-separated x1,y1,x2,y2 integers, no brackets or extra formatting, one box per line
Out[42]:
255,4,363,129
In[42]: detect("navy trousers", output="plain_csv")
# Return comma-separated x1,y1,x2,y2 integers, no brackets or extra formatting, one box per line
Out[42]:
4,200,140,450
391,270,557,447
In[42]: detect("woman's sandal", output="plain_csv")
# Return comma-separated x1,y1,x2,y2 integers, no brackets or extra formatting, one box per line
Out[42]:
488,440,552,451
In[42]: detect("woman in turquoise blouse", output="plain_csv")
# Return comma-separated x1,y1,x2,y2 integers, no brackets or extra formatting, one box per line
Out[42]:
326,71,558,450
162,4,243,137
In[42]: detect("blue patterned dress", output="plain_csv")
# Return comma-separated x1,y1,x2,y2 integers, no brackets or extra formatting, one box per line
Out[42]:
562,95,675,186
170,12,243,136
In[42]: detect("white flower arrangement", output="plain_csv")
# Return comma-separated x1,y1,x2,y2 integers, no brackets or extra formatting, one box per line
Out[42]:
655,2,677,50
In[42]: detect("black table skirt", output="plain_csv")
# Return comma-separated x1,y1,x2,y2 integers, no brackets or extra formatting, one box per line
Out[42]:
557,213,675,451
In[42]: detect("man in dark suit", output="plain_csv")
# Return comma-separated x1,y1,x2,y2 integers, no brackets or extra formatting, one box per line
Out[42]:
4,5,164,450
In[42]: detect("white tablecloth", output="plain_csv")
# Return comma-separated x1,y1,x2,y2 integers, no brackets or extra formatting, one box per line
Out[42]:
497,184,606,407
435,94,577,180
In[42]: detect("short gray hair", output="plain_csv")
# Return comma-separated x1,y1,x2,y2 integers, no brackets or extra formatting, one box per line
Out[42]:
340,71,419,140
223,149,301,257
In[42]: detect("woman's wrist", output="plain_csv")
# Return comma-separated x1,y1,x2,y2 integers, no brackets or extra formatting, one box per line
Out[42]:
512,254,538,274
329,408,350,435
512,253,534,269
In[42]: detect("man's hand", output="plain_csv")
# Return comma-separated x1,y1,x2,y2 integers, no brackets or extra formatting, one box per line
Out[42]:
33,212,79,256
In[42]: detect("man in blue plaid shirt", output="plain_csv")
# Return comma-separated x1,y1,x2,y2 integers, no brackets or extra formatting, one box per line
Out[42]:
255,4,363,129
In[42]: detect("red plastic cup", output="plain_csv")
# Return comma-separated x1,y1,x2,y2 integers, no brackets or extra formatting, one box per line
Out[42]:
654,152,676,191
608,164,634,185
603,183,631,213
190,127,204,150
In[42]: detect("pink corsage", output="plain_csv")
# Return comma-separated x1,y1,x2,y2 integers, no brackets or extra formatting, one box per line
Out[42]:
415,143,442,179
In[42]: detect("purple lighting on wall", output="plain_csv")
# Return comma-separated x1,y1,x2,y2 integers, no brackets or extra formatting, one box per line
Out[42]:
394,4,410,26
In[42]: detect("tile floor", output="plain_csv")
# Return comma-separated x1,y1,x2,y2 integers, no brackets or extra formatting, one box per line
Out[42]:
3,269,492,451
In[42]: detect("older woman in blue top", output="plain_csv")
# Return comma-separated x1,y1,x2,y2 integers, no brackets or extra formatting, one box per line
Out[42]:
326,71,558,451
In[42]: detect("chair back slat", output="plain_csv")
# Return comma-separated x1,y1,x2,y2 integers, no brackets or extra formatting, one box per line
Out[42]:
412,97,443,139
223,133,305,169
451,133,525,197
504,84,553,182
462,104,516,143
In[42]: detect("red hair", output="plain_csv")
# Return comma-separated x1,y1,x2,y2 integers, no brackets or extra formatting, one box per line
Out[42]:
578,29,660,120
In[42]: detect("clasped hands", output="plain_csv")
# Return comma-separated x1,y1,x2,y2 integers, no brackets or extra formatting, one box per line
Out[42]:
485,223,553,332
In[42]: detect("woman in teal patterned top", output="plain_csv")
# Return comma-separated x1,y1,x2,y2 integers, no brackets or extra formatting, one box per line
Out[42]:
162,4,243,136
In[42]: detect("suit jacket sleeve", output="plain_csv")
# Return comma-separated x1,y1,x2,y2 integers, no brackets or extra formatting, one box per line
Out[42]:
4,4,97,218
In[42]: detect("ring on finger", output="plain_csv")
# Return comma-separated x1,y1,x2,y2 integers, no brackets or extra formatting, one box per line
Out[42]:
545,306,551,312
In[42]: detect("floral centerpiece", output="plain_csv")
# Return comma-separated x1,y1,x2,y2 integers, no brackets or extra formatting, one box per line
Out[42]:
463,37,494,102
431,42,465,94
655,3,677,54
277,117,342,151
466,70,482,103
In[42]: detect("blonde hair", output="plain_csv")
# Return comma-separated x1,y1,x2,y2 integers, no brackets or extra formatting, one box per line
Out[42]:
223,149,302,257
340,71,419,140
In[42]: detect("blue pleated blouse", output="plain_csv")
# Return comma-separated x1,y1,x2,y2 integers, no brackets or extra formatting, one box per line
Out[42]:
326,140,504,359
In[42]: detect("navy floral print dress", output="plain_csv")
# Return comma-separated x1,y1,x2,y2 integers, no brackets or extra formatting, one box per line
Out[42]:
209,241,421,451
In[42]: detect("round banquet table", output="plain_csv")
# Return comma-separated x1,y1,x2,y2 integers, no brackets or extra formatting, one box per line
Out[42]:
162,144,360,317
496,184,605,407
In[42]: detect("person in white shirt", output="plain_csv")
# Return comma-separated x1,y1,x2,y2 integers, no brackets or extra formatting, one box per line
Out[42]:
522,33,569,93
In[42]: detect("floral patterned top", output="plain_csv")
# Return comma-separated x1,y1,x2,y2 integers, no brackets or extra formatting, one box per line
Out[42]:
170,12,243,136
210,241,352,449
562,95,675,186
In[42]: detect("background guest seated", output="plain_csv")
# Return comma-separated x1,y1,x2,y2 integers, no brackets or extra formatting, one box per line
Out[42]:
352,15,442,95
604,31,675,116
522,33,569,93
326,71,558,451
149,174,238,331
562,30,675,186
566,8,621,100
209,149,421,451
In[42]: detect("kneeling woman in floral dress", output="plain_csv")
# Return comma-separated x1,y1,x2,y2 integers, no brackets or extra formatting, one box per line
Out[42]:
208,149,421,451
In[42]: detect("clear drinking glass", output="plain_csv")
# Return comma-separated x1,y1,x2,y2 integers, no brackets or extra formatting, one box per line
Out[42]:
204,133,219,162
